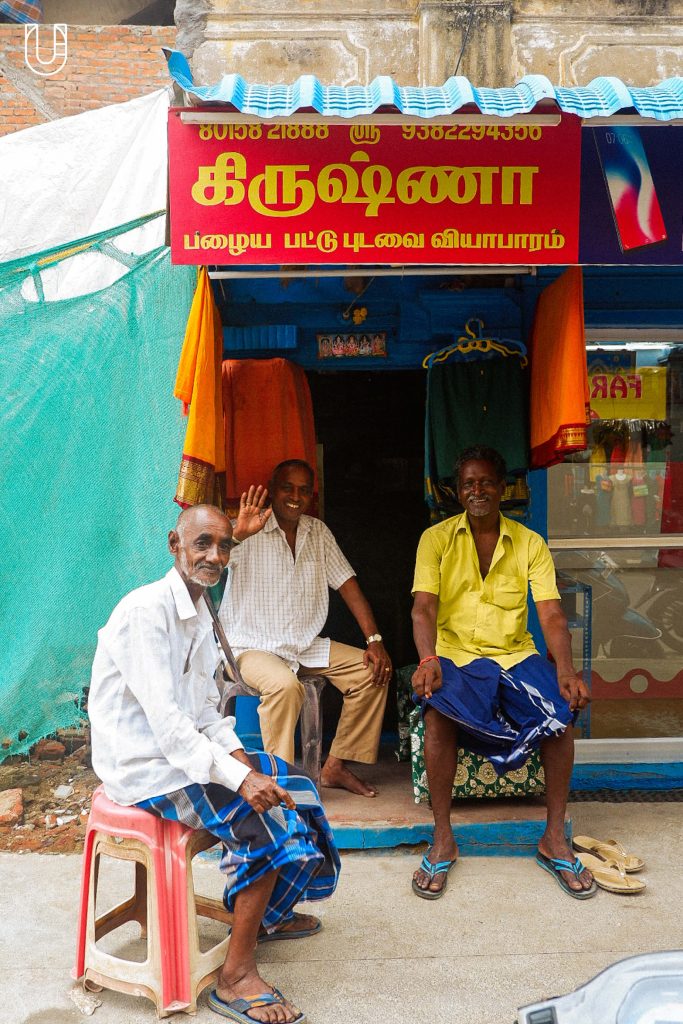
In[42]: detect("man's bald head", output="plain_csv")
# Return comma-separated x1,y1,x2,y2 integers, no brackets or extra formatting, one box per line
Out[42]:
175,504,230,540
169,504,234,597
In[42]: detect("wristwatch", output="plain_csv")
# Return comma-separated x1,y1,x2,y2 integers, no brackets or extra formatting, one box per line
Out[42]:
366,633,383,645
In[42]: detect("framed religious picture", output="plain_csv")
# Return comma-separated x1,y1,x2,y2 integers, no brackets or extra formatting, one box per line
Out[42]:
317,331,387,360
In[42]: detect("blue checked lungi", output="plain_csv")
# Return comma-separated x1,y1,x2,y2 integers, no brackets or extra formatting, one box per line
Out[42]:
137,752,340,930
415,654,575,775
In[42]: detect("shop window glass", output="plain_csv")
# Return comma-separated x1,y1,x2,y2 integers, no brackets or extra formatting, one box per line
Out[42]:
548,343,683,739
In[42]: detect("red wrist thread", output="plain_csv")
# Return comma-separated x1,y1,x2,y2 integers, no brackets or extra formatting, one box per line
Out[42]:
419,655,439,666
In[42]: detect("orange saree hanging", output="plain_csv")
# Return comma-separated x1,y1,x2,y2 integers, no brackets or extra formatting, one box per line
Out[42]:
529,266,591,469
222,357,318,514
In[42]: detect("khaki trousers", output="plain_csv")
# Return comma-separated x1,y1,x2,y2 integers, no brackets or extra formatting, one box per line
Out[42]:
237,641,388,764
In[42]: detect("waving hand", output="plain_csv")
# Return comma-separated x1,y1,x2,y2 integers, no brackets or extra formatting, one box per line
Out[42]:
233,485,272,540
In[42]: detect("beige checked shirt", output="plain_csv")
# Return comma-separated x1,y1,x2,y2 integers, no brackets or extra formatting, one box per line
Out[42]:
219,515,355,671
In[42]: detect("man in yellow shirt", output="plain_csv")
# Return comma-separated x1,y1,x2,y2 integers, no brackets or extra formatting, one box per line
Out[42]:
411,445,594,901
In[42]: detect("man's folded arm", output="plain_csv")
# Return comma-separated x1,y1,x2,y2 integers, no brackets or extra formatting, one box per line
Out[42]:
115,607,252,792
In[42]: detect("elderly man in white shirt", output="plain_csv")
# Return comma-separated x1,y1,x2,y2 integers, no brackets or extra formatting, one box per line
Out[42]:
89,503,340,1024
219,459,392,799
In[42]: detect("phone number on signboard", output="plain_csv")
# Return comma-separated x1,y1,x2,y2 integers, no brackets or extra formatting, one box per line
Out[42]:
196,124,544,143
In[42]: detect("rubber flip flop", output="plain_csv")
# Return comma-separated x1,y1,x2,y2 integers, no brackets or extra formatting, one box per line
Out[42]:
208,989,306,1023
572,834,645,873
412,848,457,900
577,853,646,895
257,915,322,943
535,850,598,899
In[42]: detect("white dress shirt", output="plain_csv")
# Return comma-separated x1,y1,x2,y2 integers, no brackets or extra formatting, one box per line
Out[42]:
89,567,252,805
219,514,355,671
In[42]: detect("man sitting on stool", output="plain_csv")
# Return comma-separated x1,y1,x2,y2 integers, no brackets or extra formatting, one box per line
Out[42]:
88,504,339,1024
411,445,595,901
219,459,392,798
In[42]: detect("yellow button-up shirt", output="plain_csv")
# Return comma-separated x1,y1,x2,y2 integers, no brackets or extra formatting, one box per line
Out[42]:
412,513,560,669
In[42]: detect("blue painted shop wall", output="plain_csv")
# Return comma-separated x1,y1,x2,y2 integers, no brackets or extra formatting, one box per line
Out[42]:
214,270,527,370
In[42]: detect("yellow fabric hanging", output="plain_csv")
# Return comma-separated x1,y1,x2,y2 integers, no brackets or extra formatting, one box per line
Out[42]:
173,267,225,507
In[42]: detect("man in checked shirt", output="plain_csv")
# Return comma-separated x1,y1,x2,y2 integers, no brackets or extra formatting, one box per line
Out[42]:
219,459,392,798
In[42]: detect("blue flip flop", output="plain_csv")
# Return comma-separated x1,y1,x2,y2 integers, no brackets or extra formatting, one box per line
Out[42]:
536,850,598,900
412,848,458,900
208,989,306,1023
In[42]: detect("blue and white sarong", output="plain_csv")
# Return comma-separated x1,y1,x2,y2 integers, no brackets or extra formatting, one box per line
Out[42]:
415,654,575,775
137,752,340,930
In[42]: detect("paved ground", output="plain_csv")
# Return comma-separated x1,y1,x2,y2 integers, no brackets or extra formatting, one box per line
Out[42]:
2,801,681,1024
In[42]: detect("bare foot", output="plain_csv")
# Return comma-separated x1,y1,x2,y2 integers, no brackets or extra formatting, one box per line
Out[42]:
320,757,377,797
538,834,594,893
258,911,321,940
412,834,458,895
215,968,301,1023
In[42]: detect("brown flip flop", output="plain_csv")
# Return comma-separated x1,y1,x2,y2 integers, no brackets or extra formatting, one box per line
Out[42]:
572,834,645,873
578,853,646,894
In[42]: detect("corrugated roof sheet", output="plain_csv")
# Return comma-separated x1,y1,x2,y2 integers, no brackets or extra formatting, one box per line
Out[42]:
165,49,683,121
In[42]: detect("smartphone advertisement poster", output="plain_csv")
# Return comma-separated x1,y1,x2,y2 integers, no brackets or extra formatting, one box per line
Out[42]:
580,126,683,264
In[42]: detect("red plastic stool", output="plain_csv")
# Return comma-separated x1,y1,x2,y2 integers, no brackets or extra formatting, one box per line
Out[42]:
73,785,232,1017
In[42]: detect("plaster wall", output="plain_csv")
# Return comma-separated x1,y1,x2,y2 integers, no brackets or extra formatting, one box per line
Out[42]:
511,1,683,84
182,0,683,87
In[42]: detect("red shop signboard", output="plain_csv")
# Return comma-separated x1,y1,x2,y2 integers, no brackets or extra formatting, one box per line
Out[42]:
168,112,582,265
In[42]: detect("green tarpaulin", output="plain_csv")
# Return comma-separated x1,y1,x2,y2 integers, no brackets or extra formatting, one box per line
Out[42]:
0,229,195,757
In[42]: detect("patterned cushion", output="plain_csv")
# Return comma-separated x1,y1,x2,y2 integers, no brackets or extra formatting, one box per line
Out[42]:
408,706,545,803
396,663,545,803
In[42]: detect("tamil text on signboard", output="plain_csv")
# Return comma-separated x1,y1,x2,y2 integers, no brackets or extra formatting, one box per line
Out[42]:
168,115,582,266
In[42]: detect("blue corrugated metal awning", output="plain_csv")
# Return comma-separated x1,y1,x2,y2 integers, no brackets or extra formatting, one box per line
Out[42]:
166,49,683,122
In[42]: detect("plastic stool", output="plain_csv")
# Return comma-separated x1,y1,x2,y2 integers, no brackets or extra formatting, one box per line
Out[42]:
73,786,232,1017
297,675,327,782
225,673,327,782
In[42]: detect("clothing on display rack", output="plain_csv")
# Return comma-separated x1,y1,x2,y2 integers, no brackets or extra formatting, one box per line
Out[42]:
589,444,607,481
423,319,529,514
555,417,673,537
595,474,612,527
610,471,632,527
631,470,648,526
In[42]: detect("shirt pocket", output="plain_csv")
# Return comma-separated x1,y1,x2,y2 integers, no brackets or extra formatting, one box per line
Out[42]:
491,574,527,611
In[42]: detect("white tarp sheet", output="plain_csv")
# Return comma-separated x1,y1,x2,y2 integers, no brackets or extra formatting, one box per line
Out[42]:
0,88,169,268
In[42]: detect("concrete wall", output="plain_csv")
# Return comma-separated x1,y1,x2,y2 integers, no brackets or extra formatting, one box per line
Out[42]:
180,0,683,88
511,0,683,85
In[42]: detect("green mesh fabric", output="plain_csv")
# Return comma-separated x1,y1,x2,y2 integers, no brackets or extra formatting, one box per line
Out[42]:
0,233,196,758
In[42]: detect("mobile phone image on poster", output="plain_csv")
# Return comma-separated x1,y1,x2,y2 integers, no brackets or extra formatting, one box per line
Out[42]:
593,127,667,251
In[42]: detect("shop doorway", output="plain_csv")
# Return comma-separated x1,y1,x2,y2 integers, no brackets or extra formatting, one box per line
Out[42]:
307,369,428,736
